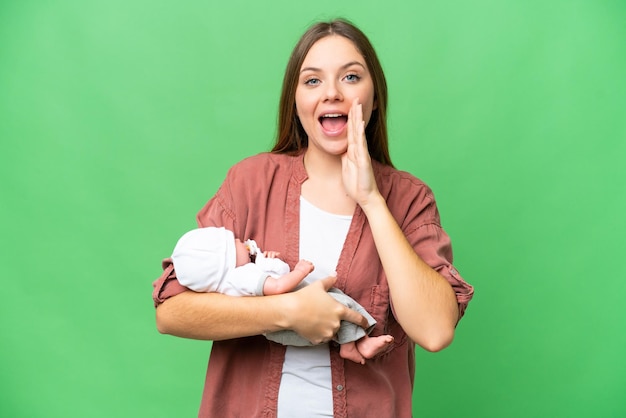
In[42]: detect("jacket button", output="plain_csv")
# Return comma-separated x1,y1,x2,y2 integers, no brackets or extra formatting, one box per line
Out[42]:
336,385,344,391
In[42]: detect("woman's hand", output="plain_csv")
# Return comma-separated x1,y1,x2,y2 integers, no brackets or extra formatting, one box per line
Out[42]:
341,98,381,208
284,275,369,344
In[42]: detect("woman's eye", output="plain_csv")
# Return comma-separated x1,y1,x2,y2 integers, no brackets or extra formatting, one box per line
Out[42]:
345,74,360,82
304,78,320,86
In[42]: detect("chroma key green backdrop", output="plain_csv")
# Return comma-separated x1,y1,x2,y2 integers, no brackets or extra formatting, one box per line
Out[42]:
1,1,625,417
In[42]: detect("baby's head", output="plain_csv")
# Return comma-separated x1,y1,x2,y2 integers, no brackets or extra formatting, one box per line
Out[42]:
212,228,255,269
171,226,260,287
171,226,242,285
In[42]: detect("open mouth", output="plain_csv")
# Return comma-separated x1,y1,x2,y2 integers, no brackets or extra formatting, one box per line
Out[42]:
319,113,348,134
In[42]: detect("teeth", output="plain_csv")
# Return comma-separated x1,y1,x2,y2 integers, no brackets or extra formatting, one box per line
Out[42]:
322,113,343,118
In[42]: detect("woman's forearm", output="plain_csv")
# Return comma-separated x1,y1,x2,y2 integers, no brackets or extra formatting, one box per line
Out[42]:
361,194,459,352
155,279,369,342
156,290,290,341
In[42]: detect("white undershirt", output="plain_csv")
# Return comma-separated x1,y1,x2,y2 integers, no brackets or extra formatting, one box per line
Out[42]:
276,196,352,417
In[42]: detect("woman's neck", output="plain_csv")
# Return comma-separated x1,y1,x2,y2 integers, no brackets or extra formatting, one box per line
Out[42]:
303,148,343,180
302,149,356,215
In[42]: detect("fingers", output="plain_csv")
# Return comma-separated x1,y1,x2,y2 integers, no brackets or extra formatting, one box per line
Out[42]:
341,308,370,330
347,98,368,164
348,98,362,142
353,98,364,139
347,99,356,147
318,275,338,291
288,278,370,344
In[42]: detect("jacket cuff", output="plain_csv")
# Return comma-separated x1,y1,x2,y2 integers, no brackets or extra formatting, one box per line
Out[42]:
152,258,189,307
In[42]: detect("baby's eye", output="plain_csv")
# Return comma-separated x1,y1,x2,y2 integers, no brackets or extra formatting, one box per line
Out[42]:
344,74,360,82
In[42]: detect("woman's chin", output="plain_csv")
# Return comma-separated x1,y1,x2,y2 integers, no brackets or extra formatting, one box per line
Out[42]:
320,144,348,157
307,137,348,157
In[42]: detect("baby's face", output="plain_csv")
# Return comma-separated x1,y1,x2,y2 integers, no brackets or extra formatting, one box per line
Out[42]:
234,238,251,267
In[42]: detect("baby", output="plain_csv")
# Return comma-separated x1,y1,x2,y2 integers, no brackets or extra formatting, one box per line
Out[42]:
171,227,394,364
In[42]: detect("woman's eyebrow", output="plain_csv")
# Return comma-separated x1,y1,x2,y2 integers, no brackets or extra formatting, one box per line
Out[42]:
300,61,366,74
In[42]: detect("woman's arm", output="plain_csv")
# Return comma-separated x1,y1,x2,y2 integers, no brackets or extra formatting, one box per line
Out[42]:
156,275,369,343
359,196,459,351
342,100,459,351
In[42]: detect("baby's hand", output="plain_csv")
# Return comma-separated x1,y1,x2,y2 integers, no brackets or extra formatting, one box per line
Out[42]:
263,251,281,259
294,259,314,275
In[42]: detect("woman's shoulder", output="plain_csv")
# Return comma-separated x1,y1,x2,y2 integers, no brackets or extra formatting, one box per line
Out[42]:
229,152,297,172
374,162,441,225
224,152,301,186
373,160,433,195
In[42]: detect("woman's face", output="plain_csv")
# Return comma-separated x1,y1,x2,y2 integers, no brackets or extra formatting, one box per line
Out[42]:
295,35,376,157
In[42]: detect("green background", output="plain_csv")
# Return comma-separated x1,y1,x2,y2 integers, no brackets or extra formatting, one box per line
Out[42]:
1,0,624,417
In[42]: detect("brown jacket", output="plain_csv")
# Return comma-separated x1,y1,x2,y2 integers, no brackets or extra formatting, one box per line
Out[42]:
153,152,474,417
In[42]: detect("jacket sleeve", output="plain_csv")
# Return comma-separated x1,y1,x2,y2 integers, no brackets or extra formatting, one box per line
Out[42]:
398,183,475,320
407,221,474,319
152,258,187,307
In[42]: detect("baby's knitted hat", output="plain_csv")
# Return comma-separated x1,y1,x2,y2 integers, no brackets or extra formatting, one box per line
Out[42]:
171,227,236,292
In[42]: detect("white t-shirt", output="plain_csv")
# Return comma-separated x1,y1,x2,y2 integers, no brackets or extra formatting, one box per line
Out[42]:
277,196,352,417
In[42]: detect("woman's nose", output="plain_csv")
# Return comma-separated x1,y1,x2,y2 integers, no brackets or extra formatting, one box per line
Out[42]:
323,81,343,102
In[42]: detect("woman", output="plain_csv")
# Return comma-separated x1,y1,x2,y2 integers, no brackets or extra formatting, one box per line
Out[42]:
153,18,474,417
